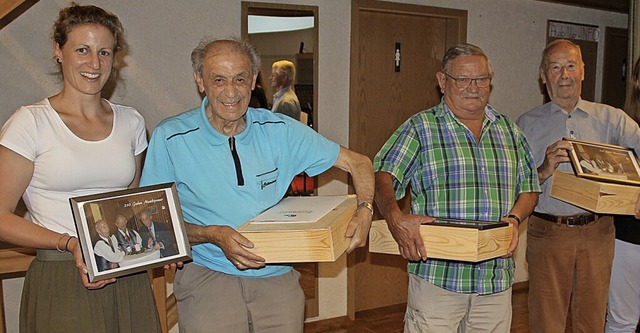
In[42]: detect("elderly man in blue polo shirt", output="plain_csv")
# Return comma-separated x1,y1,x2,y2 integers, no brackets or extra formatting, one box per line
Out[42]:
140,37,374,333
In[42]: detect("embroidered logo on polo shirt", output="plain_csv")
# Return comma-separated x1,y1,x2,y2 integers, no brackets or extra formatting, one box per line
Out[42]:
261,179,276,189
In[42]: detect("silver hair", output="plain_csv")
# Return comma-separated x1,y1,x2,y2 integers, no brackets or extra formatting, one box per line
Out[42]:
190,37,261,76
272,60,296,83
539,39,583,71
440,43,494,77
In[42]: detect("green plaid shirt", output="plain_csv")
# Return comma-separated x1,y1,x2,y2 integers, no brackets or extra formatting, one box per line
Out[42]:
374,101,540,294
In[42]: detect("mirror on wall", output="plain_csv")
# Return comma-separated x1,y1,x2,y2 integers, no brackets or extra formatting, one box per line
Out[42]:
241,2,318,130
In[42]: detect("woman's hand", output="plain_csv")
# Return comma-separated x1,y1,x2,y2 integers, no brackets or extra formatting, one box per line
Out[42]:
67,236,115,289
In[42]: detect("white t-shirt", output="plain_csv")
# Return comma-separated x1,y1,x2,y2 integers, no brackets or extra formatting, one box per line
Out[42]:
0,98,147,235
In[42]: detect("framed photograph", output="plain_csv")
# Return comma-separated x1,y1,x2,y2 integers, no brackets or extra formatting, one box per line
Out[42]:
70,183,191,282
565,138,640,186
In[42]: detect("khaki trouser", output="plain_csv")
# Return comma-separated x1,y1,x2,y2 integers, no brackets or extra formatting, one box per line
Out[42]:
174,263,305,333
404,274,512,333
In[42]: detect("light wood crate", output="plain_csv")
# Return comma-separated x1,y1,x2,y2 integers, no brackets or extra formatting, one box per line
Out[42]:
550,171,640,215
368,220,512,262
237,195,356,263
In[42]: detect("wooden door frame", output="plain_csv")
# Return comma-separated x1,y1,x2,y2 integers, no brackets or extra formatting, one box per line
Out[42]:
347,0,467,320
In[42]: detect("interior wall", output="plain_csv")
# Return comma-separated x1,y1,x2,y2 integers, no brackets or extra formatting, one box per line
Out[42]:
0,0,627,329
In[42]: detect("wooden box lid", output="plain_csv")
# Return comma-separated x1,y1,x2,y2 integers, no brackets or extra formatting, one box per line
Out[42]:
238,195,356,263
369,219,512,262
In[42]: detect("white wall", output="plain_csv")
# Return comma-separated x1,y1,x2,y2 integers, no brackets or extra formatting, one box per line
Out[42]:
0,0,627,330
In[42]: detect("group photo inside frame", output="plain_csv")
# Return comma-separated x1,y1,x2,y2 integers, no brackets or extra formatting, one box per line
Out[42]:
565,138,640,186
70,183,191,282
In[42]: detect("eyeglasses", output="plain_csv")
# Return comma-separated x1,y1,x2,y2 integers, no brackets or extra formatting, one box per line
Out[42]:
444,73,492,88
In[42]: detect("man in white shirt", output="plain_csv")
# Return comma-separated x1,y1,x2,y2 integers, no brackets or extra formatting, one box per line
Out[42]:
93,219,124,272
270,60,301,121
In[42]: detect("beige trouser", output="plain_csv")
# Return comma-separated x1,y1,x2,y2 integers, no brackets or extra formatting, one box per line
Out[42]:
174,263,305,333
404,274,512,333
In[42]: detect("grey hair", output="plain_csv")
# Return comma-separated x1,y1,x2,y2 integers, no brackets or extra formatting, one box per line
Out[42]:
272,60,296,83
190,37,261,76
440,43,494,77
539,39,583,71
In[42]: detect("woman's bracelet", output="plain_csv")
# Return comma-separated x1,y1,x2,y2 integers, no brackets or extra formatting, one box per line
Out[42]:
56,233,70,253
64,236,75,252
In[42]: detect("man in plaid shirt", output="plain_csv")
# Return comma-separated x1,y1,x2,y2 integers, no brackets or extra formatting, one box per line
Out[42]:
374,43,540,333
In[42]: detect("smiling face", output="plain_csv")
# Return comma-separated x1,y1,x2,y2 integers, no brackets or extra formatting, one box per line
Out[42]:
54,24,115,97
436,55,491,120
540,41,584,111
194,42,257,135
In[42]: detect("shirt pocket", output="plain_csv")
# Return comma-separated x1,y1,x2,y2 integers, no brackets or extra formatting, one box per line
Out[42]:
255,167,279,197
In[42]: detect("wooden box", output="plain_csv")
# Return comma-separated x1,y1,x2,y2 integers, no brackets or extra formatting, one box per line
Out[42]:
550,171,640,215
368,219,512,262
237,195,356,263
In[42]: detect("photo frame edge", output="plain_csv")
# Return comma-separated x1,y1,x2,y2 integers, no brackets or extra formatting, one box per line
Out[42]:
69,182,191,282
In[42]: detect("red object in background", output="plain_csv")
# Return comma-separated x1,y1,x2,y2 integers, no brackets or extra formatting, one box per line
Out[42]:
290,174,315,195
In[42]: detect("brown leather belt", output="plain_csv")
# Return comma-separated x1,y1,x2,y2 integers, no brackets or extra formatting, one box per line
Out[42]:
532,211,597,226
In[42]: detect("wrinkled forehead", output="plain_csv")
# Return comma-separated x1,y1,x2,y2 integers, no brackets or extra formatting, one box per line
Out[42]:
202,50,253,77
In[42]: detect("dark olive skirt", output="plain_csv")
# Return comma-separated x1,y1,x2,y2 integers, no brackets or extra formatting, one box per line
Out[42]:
20,250,161,333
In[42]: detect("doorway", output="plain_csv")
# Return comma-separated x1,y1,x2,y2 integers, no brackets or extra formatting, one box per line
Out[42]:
602,26,628,109
348,0,467,317
241,2,320,319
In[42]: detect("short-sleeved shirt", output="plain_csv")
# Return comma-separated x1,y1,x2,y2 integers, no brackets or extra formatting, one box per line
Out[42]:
0,98,147,235
517,99,640,215
374,100,540,294
140,97,340,278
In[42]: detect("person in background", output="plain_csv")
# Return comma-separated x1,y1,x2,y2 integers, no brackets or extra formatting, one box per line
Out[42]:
93,219,124,272
140,37,374,332
270,59,301,120
249,71,269,109
605,56,640,333
113,214,142,254
374,43,539,332
138,209,177,257
0,3,161,332
517,39,640,333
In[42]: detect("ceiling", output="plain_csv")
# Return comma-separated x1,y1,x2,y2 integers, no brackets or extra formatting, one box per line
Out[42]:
537,0,629,13
0,0,630,30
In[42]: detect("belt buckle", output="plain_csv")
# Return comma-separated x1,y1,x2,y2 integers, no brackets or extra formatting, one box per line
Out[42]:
565,216,583,227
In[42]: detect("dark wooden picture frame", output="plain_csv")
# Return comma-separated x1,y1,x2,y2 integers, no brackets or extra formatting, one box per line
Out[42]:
70,183,191,282
565,138,640,186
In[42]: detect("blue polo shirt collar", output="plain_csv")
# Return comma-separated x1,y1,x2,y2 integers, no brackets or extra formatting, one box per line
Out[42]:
198,97,253,146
